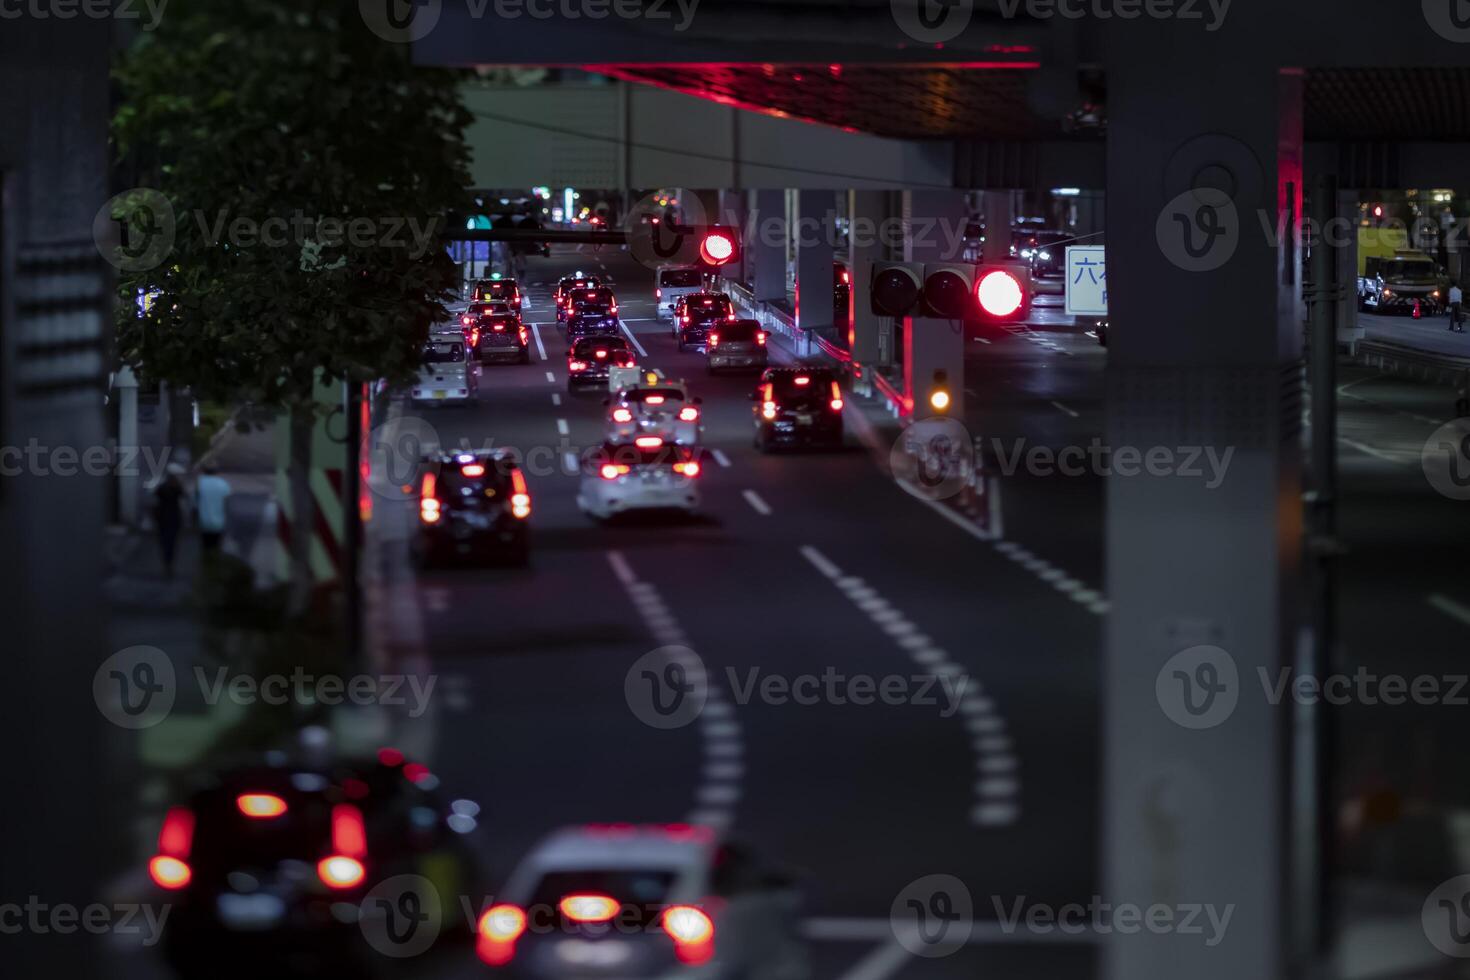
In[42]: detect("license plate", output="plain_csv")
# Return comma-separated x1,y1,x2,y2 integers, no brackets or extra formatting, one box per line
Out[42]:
216,893,285,931
434,390,446,399
796,413,814,425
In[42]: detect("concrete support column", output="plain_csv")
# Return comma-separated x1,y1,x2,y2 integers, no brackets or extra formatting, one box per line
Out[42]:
1336,189,1359,342
1104,37,1302,980
904,190,971,418
795,189,837,336
116,366,140,525
849,189,889,362
718,188,747,285
982,190,1013,262
751,188,785,302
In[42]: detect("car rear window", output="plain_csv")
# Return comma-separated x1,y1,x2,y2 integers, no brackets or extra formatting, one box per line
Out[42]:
659,269,703,288
768,371,835,397
573,338,628,356
716,321,760,341
190,784,333,873
529,870,679,927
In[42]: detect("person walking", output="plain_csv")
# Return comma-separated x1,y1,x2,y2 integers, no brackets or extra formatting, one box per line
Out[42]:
194,462,233,556
152,464,187,578
1451,283,1465,333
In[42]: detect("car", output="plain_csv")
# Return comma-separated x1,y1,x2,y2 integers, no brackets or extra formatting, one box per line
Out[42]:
412,450,531,566
560,285,618,323
655,266,705,320
674,293,735,350
472,275,522,314
705,318,768,373
577,440,702,521
554,274,603,318
153,751,486,979
751,367,844,452
411,335,477,405
566,307,622,344
471,824,808,979
1020,230,1071,295
477,313,532,364
567,336,636,391
606,382,702,446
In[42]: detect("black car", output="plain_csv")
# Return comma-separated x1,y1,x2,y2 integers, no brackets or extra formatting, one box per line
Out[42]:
154,752,485,979
751,367,844,451
554,275,604,319
676,292,734,350
476,313,531,364
559,285,617,323
566,307,620,343
1022,230,1071,289
412,450,531,566
567,335,636,390
472,276,521,313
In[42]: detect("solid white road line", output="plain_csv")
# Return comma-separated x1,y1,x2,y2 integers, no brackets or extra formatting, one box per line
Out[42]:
711,448,732,468
1429,593,1470,627
835,940,910,980
742,489,772,515
799,545,842,579
545,370,556,384
556,418,570,436
618,319,649,357
530,322,547,361
1050,399,1080,418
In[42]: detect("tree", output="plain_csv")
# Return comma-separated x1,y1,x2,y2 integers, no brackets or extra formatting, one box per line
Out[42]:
110,0,472,613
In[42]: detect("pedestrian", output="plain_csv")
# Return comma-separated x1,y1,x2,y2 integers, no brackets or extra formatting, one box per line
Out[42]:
1451,283,1465,333
152,464,187,578
195,461,232,556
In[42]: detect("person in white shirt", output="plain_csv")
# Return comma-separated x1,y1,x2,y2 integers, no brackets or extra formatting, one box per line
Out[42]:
194,462,233,554
1450,283,1464,333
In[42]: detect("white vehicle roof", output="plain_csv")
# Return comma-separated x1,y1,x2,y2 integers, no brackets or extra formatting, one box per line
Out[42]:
503,825,717,902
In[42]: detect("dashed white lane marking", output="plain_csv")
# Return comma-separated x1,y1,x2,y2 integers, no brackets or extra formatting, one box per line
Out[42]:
975,336,992,344
551,392,561,406
1050,399,1080,418
562,451,578,474
1429,593,1470,628
835,938,910,980
991,536,1108,615
711,448,732,468
799,545,1020,828
618,319,649,357
556,418,570,436
1339,435,1407,466
742,489,772,515
530,322,547,361
606,550,741,831
544,370,556,384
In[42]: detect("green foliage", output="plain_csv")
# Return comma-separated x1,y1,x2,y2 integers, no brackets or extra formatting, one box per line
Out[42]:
111,0,473,407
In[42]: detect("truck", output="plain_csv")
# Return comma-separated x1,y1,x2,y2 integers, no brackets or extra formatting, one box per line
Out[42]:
1357,225,1449,315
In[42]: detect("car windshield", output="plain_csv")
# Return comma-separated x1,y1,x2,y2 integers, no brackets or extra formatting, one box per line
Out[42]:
1384,259,1436,279
659,269,702,287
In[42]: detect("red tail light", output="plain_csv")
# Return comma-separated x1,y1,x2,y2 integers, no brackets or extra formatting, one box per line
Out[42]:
600,463,630,480
794,376,810,386
662,905,714,962
461,315,472,326
560,894,619,923
569,360,587,371
678,406,699,422
318,803,367,889
612,408,633,422
519,327,528,344
727,313,737,321
830,380,844,411
673,461,700,477
479,904,527,943
681,316,690,324
655,288,662,300
761,383,777,420
510,469,531,519
150,855,191,890
150,806,195,889
317,856,365,889
842,270,851,284
756,331,767,345
708,333,720,349
635,436,663,448
492,322,505,332
420,471,440,524
237,793,288,819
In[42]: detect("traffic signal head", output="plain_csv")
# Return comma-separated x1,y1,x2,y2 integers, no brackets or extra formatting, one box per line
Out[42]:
973,263,1030,322
921,264,976,319
698,228,737,266
870,262,924,317
928,369,952,413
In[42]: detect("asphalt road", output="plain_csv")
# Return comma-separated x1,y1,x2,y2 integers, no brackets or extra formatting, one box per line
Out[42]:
402,246,1102,979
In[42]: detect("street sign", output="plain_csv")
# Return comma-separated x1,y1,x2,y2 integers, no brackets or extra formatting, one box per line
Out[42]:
1064,245,1107,316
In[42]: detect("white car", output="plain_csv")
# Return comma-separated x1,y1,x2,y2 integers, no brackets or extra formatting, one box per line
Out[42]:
410,334,477,404
577,439,702,521
472,824,809,979
655,266,705,320
606,382,702,447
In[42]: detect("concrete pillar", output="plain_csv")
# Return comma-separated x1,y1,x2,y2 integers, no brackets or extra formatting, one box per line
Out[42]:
903,190,971,419
751,189,786,303
116,366,140,525
795,189,837,336
981,190,1013,262
718,188,747,286
1337,189,1359,342
849,189,889,362
1104,35,1302,980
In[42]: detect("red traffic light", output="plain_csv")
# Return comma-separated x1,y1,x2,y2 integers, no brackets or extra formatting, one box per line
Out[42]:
975,268,1025,318
699,231,735,265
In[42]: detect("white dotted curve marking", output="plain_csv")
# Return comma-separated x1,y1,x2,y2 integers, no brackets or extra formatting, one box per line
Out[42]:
798,545,1021,827
991,540,1109,615
607,550,742,832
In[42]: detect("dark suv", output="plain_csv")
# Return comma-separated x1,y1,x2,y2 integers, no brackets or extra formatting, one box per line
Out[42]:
706,318,769,373
412,450,531,566
675,293,734,350
751,367,844,451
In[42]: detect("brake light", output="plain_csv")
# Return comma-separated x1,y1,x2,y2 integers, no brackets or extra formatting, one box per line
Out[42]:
645,395,666,405
237,793,288,819
794,376,810,386
518,327,528,344
150,855,191,889
595,349,607,359
727,313,737,321
479,905,527,943
662,905,714,947
761,383,777,420
470,327,481,346
681,315,690,324
612,408,633,422
569,360,587,371
830,380,844,411
703,299,713,306
461,315,472,326
150,806,195,889
600,463,630,480
708,333,719,349
674,461,700,477
317,856,365,889
420,471,440,524
655,288,662,299
678,406,699,422
635,436,663,448
756,331,767,345
510,469,531,519
461,462,485,477
842,269,851,284
611,302,618,314
492,322,505,332
560,894,619,923
332,804,367,857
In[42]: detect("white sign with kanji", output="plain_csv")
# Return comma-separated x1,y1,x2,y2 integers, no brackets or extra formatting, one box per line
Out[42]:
1064,246,1107,316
